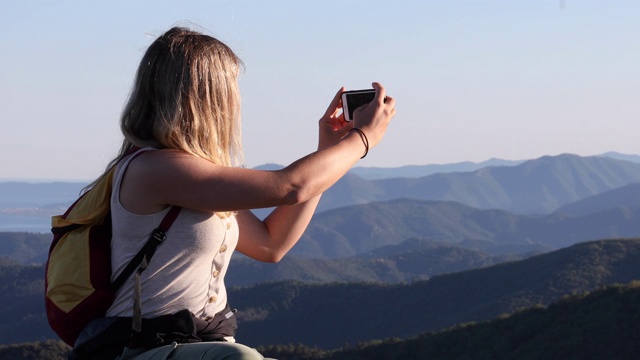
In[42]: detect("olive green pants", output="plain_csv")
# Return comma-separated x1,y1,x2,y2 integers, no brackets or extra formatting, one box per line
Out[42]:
117,341,273,360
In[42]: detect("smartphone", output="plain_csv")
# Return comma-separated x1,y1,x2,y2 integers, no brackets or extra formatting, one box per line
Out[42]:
342,89,375,122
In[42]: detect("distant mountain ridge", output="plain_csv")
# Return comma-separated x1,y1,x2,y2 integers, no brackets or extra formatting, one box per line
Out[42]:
348,157,525,180
5,188,640,263
598,151,640,163
260,151,640,180
555,182,640,216
4,153,640,233
292,198,640,258
317,153,640,214
6,154,639,257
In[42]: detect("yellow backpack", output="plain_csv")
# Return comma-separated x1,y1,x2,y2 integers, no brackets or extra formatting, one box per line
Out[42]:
45,153,181,346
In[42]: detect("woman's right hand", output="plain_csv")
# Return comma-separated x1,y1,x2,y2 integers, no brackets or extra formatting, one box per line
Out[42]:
352,82,396,149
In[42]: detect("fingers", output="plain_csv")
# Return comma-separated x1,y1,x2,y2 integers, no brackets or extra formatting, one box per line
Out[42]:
323,86,346,118
318,87,352,149
372,82,386,105
383,94,395,107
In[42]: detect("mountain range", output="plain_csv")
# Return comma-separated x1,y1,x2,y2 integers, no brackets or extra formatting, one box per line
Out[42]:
290,196,640,258
4,152,640,216
555,182,640,216
2,151,640,356
4,175,640,265
5,184,640,266
1,237,639,349
316,153,640,215
265,150,640,181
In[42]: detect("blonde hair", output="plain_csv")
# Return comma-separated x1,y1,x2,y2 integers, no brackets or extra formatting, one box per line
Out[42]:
87,27,244,198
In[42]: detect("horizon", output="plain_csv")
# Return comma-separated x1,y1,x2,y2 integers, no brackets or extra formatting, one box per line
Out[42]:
2,1,639,180
1,150,638,183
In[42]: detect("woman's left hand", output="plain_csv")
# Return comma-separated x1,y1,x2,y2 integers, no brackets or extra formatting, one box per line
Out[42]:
317,87,352,150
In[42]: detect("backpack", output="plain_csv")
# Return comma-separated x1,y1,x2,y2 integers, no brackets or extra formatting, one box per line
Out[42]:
45,150,181,346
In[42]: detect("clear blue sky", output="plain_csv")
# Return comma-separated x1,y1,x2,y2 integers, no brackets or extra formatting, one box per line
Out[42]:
1,1,639,181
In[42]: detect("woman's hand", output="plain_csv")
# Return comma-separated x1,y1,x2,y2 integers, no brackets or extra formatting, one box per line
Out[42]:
317,87,352,150
352,82,396,149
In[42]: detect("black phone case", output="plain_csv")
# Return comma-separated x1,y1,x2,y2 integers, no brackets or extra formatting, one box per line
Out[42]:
342,89,375,121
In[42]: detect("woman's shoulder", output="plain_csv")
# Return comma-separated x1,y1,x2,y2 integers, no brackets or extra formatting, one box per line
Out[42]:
135,148,209,169
127,148,235,188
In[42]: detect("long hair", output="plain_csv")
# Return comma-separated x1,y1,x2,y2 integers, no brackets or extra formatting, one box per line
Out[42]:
86,26,244,193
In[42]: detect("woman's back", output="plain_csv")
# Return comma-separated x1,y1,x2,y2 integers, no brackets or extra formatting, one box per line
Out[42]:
107,149,238,322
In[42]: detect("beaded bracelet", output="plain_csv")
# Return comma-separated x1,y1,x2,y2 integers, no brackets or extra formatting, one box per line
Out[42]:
349,128,369,159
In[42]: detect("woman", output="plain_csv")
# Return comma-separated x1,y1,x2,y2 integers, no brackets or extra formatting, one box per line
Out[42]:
74,26,395,359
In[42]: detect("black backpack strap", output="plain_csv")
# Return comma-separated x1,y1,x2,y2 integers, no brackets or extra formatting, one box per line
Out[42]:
131,205,182,333
104,148,185,341
110,205,182,291
110,147,181,292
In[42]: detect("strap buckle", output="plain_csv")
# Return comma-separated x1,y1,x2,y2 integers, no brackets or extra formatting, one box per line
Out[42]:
151,228,166,243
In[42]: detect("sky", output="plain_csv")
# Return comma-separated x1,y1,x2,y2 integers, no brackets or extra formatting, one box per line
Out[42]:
1,0,639,181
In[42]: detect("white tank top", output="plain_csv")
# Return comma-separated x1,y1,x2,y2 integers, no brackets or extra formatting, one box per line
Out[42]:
105,148,238,321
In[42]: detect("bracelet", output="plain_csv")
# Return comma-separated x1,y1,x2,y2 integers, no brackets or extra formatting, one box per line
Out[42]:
349,128,369,159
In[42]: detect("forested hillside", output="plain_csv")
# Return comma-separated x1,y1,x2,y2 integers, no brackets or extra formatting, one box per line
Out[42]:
0,232,50,264
0,340,69,360
230,239,640,348
258,282,640,360
4,282,638,359
0,263,52,344
2,238,639,348
227,238,528,286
